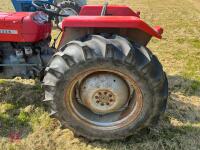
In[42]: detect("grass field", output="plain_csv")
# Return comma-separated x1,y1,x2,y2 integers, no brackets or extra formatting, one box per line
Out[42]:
0,0,200,149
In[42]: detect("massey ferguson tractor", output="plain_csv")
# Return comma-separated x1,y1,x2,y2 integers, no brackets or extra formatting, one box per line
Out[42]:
0,1,168,141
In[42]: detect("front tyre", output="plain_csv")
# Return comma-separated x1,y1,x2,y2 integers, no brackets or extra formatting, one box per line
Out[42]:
43,35,168,141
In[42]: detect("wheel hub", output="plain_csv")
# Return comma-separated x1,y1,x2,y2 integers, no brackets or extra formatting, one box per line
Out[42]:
79,72,130,114
93,90,116,107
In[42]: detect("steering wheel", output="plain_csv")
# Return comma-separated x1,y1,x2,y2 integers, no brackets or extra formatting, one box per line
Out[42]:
32,0,69,17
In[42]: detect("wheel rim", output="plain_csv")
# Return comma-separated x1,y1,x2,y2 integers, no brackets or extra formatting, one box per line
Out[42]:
64,68,143,130
79,72,130,114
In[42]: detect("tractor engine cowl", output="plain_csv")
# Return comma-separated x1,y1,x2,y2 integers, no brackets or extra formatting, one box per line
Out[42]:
0,12,52,43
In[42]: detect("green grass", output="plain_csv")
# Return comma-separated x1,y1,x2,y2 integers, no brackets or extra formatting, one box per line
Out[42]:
0,0,200,149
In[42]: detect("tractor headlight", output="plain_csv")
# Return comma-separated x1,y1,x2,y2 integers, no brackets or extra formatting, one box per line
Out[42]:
32,12,49,24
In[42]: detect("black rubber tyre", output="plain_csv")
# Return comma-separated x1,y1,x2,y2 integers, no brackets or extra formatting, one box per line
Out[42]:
43,34,168,141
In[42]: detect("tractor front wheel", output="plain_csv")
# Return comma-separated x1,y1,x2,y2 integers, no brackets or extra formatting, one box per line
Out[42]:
43,34,168,141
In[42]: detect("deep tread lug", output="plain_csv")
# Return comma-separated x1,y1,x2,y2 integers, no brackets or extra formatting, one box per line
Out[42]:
82,46,94,60
49,110,58,117
124,50,135,65
43,99,53,102
106,44,115,58
62,54,76,66
45,67,63,79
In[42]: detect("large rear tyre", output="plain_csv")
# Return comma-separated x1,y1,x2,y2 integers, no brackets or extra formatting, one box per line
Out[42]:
43,34,168,141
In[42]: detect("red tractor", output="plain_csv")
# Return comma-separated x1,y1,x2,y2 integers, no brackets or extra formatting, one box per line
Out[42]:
0,1,168,141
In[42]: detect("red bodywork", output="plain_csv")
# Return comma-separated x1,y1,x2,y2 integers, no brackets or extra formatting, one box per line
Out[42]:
0,5,163,45
0,12,52,42
79,5,140,17
62,5,163,39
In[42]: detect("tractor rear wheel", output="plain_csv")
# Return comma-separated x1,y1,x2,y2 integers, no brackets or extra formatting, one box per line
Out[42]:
43,34,168,141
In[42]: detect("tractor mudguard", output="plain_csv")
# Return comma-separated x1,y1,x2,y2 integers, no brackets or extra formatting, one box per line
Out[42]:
79,5,140,17
61,5,163,40
62,16,163,39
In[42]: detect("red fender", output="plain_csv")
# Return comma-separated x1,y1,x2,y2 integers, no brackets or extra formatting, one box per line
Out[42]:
79,5,140,17
62,5,163,39
62,16,163,39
